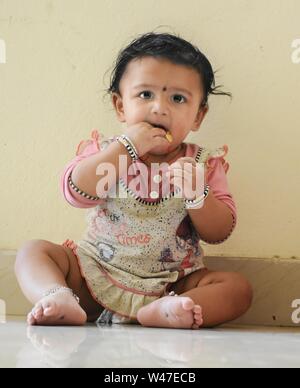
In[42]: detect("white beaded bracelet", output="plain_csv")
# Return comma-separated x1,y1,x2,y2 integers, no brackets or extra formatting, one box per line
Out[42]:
185,185,210,209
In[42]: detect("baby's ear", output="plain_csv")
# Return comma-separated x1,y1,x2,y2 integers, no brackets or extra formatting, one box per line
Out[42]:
192,105,209,131
112,93,126,122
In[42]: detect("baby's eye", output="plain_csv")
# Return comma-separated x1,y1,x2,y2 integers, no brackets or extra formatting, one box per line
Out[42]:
139,91,153,99
172,94,187,104
138,91,187,104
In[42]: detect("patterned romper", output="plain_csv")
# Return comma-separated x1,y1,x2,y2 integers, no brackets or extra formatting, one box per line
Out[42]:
60,130,237,324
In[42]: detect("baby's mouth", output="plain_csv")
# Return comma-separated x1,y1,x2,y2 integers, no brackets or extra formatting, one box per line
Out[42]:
149,122,168,132
148,122,173,143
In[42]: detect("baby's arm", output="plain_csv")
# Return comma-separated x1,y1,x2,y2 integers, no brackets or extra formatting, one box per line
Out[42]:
71,138,133,199
188,153,236,244
188,189,234,243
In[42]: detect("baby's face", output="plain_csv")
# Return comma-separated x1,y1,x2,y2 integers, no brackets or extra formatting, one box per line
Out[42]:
112,56,208,153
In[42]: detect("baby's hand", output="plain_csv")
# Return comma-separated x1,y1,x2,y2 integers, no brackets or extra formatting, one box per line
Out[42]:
166,157,205,201
123,122,170,158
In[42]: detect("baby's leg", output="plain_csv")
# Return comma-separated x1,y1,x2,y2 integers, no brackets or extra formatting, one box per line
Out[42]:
15,240,102,326
177,270,253,327
137,269,253,329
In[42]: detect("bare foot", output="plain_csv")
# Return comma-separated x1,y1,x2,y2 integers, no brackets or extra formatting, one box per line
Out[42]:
27,291,87,326
137,296,203,330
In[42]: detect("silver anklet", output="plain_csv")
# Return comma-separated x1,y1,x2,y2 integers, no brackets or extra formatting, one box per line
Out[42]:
169,291,178,297
43,286,80,304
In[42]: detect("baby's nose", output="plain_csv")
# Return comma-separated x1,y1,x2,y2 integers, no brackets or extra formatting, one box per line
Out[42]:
151,97,169,116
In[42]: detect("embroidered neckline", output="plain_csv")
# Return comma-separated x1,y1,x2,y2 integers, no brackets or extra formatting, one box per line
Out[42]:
118,147,204,206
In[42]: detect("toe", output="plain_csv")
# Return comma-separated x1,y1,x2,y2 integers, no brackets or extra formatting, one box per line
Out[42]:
32,303,42,317
193,305,203,326
196,318,203,326
27,312,36,326
193,305,202,314
43,301,56,317
192,323,200,329
194,313,202,321
26,313,31,323
34,305,44,320
182,298,195,311
194,305,203,325
195,316,203,326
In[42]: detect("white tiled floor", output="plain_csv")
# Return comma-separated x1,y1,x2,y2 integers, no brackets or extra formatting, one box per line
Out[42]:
1,317,300,368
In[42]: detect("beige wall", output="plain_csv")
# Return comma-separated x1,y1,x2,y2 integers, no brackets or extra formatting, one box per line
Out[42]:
0,0,299,259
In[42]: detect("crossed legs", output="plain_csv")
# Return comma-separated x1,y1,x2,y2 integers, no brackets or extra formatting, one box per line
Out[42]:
15,240,253,328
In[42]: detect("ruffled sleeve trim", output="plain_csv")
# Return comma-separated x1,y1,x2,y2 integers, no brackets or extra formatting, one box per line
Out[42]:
205,145,229,174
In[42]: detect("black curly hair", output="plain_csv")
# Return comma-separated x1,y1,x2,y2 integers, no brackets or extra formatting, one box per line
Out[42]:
105,32,232,108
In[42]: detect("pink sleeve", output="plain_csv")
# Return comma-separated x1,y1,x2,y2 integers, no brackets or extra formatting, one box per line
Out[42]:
202,148,237,244
60,130,116,208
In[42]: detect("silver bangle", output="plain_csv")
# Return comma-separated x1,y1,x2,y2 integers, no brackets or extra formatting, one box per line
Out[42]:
185,185,210,209
116,135,139,161
43,286,80,304
121,135,139,158
117,136,138,161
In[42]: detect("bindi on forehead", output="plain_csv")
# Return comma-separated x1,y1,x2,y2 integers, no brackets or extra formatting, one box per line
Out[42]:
132,83,194,97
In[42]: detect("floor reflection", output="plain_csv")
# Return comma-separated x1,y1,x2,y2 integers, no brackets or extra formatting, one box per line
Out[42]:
17,326,88,368
12,320,300,368
17,322,204,368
